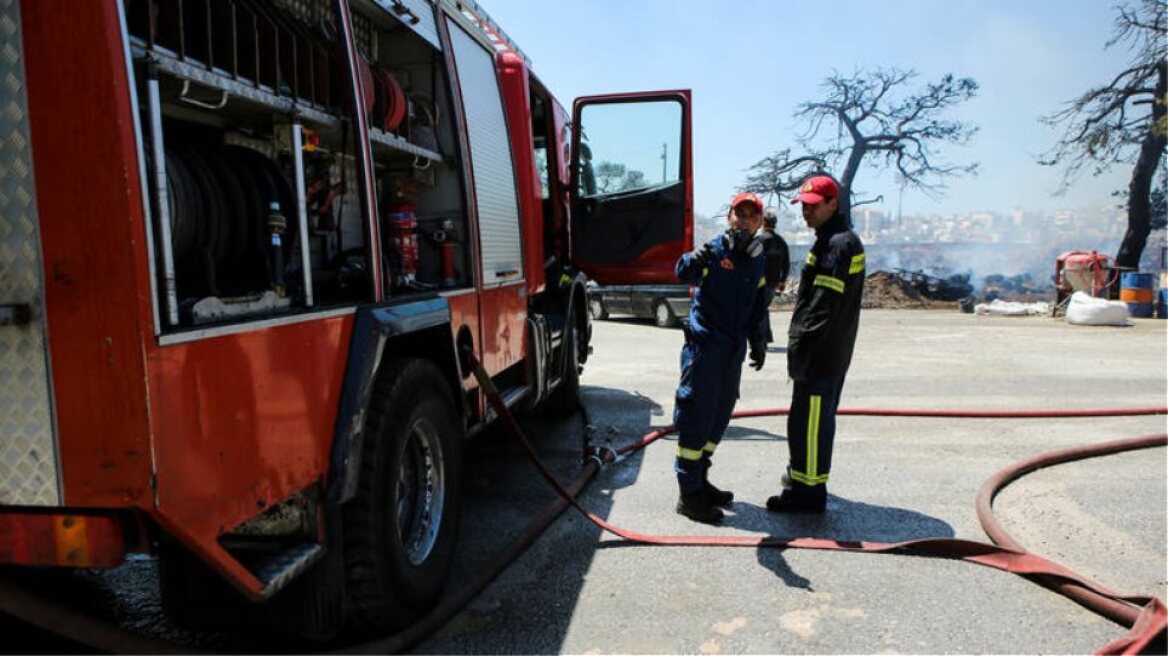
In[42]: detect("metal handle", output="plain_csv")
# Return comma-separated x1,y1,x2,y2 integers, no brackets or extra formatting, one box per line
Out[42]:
391,1,421,24
177,80,229,110
0,304,31,326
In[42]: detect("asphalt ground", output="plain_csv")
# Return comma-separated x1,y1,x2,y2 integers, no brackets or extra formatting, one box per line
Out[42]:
417,308,1167,654
1,308,1162,654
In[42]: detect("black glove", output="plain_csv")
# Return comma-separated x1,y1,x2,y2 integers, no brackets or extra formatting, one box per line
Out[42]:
692,242,717,268
749,337,766,371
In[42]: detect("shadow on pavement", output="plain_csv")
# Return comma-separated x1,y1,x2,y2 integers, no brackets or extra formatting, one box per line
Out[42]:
413,384,658,654
420,376,956,651
586,494,954,594
739,495,956,591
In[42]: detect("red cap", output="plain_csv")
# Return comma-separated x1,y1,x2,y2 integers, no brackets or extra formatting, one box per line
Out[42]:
730,192,764,213
791,176,839,205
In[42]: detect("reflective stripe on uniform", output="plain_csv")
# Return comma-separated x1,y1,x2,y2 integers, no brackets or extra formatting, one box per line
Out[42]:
849,253,865,274
813,274,845,293
808,394,820,477
677,446,703,461
701,267,709,278
757,276,766,288
702,441,718,454
791,394,829,486
790,470,830,485
806,252,817,265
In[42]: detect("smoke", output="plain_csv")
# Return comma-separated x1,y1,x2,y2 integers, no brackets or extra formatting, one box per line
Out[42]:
696,211,1166,297
885,239,1128,292
788,237,1123,294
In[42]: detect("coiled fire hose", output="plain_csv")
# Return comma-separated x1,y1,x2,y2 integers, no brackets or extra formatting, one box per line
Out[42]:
364,351,1165,656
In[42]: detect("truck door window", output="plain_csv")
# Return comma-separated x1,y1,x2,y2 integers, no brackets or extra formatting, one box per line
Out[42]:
532,95,551,200
576,100,681,197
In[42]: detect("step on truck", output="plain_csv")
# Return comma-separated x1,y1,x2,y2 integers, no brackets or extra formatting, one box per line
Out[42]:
0,0,692,639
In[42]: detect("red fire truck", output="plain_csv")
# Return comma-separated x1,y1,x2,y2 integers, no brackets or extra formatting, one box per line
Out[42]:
0,0,691,638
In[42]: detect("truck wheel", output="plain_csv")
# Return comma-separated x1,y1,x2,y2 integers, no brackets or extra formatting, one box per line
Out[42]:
653,299,677,328
542,318,581,415
588,297,607,321
343,357,463,630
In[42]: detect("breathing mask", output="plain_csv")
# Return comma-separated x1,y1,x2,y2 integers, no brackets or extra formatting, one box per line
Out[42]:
723,228,763,258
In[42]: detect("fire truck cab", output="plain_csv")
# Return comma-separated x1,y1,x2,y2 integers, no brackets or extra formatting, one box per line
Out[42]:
0,0,692,638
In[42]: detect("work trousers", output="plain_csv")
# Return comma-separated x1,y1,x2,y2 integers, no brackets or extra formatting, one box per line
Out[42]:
673,336,746,493
786,375,846,488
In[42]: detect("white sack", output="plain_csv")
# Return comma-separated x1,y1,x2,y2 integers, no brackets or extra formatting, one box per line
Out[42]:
974,299,1051,316
1064,291,1130,326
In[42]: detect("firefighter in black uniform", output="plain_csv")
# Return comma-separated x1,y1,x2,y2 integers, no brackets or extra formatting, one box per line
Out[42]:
768,175,864,513
672,192,770,524
759,208,790,344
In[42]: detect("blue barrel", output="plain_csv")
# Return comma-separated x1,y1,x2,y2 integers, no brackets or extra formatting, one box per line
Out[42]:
1119,272,1154,317
1158,288,1168,319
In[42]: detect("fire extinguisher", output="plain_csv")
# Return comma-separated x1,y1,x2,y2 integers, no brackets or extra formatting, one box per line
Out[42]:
431,219,458,288
384,200,419,285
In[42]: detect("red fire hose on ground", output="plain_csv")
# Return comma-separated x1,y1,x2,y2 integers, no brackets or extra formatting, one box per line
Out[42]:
0,366,1159,654
354,353,1164,656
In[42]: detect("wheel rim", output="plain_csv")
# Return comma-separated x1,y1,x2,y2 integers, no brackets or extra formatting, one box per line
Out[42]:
396,417,445,566
655,302,670,325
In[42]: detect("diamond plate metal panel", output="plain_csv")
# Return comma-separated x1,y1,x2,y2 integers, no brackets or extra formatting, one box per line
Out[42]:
448,19,521,286
0,0,60,506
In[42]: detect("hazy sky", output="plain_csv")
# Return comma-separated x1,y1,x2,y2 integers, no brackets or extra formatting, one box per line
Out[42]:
480,0,1137,219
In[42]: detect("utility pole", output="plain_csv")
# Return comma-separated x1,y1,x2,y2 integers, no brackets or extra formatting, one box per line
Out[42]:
897,181,904,227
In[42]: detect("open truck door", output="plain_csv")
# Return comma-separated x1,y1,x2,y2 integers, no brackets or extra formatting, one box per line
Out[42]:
569,91,693,285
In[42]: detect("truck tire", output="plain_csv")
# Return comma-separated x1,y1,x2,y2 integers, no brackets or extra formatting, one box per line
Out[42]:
653,299,677,328
542,318,581,415
343,357,463,630
588,297,607,320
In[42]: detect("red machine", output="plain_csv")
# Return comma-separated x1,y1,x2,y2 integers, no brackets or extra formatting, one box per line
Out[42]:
1055,250,1116,304
1,0,693,639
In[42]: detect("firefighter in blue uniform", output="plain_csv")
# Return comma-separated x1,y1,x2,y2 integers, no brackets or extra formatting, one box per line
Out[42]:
673,192,770,524
768,175,865,513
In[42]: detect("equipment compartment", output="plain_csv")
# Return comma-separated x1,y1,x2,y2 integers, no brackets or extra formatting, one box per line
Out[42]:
127,0,371,331
127,0,473,334
351,2,471,294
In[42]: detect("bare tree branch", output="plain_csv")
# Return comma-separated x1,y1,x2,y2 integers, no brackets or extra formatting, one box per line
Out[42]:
744,66,979,214
1040,0,1166,268
740,149,830,202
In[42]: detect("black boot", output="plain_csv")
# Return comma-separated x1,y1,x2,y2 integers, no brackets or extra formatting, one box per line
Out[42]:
702,469,733,507
676,490,724,524
765,485,827,514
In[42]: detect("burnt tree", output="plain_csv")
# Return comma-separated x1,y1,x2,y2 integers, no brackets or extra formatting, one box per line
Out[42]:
1041,0,1167,269
743,68,979,215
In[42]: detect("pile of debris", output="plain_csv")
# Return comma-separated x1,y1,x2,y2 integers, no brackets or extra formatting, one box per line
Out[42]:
861,271,958,309
894,269,973,301
981,273,1050,303
774,269,1056,310
775,271,965,309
